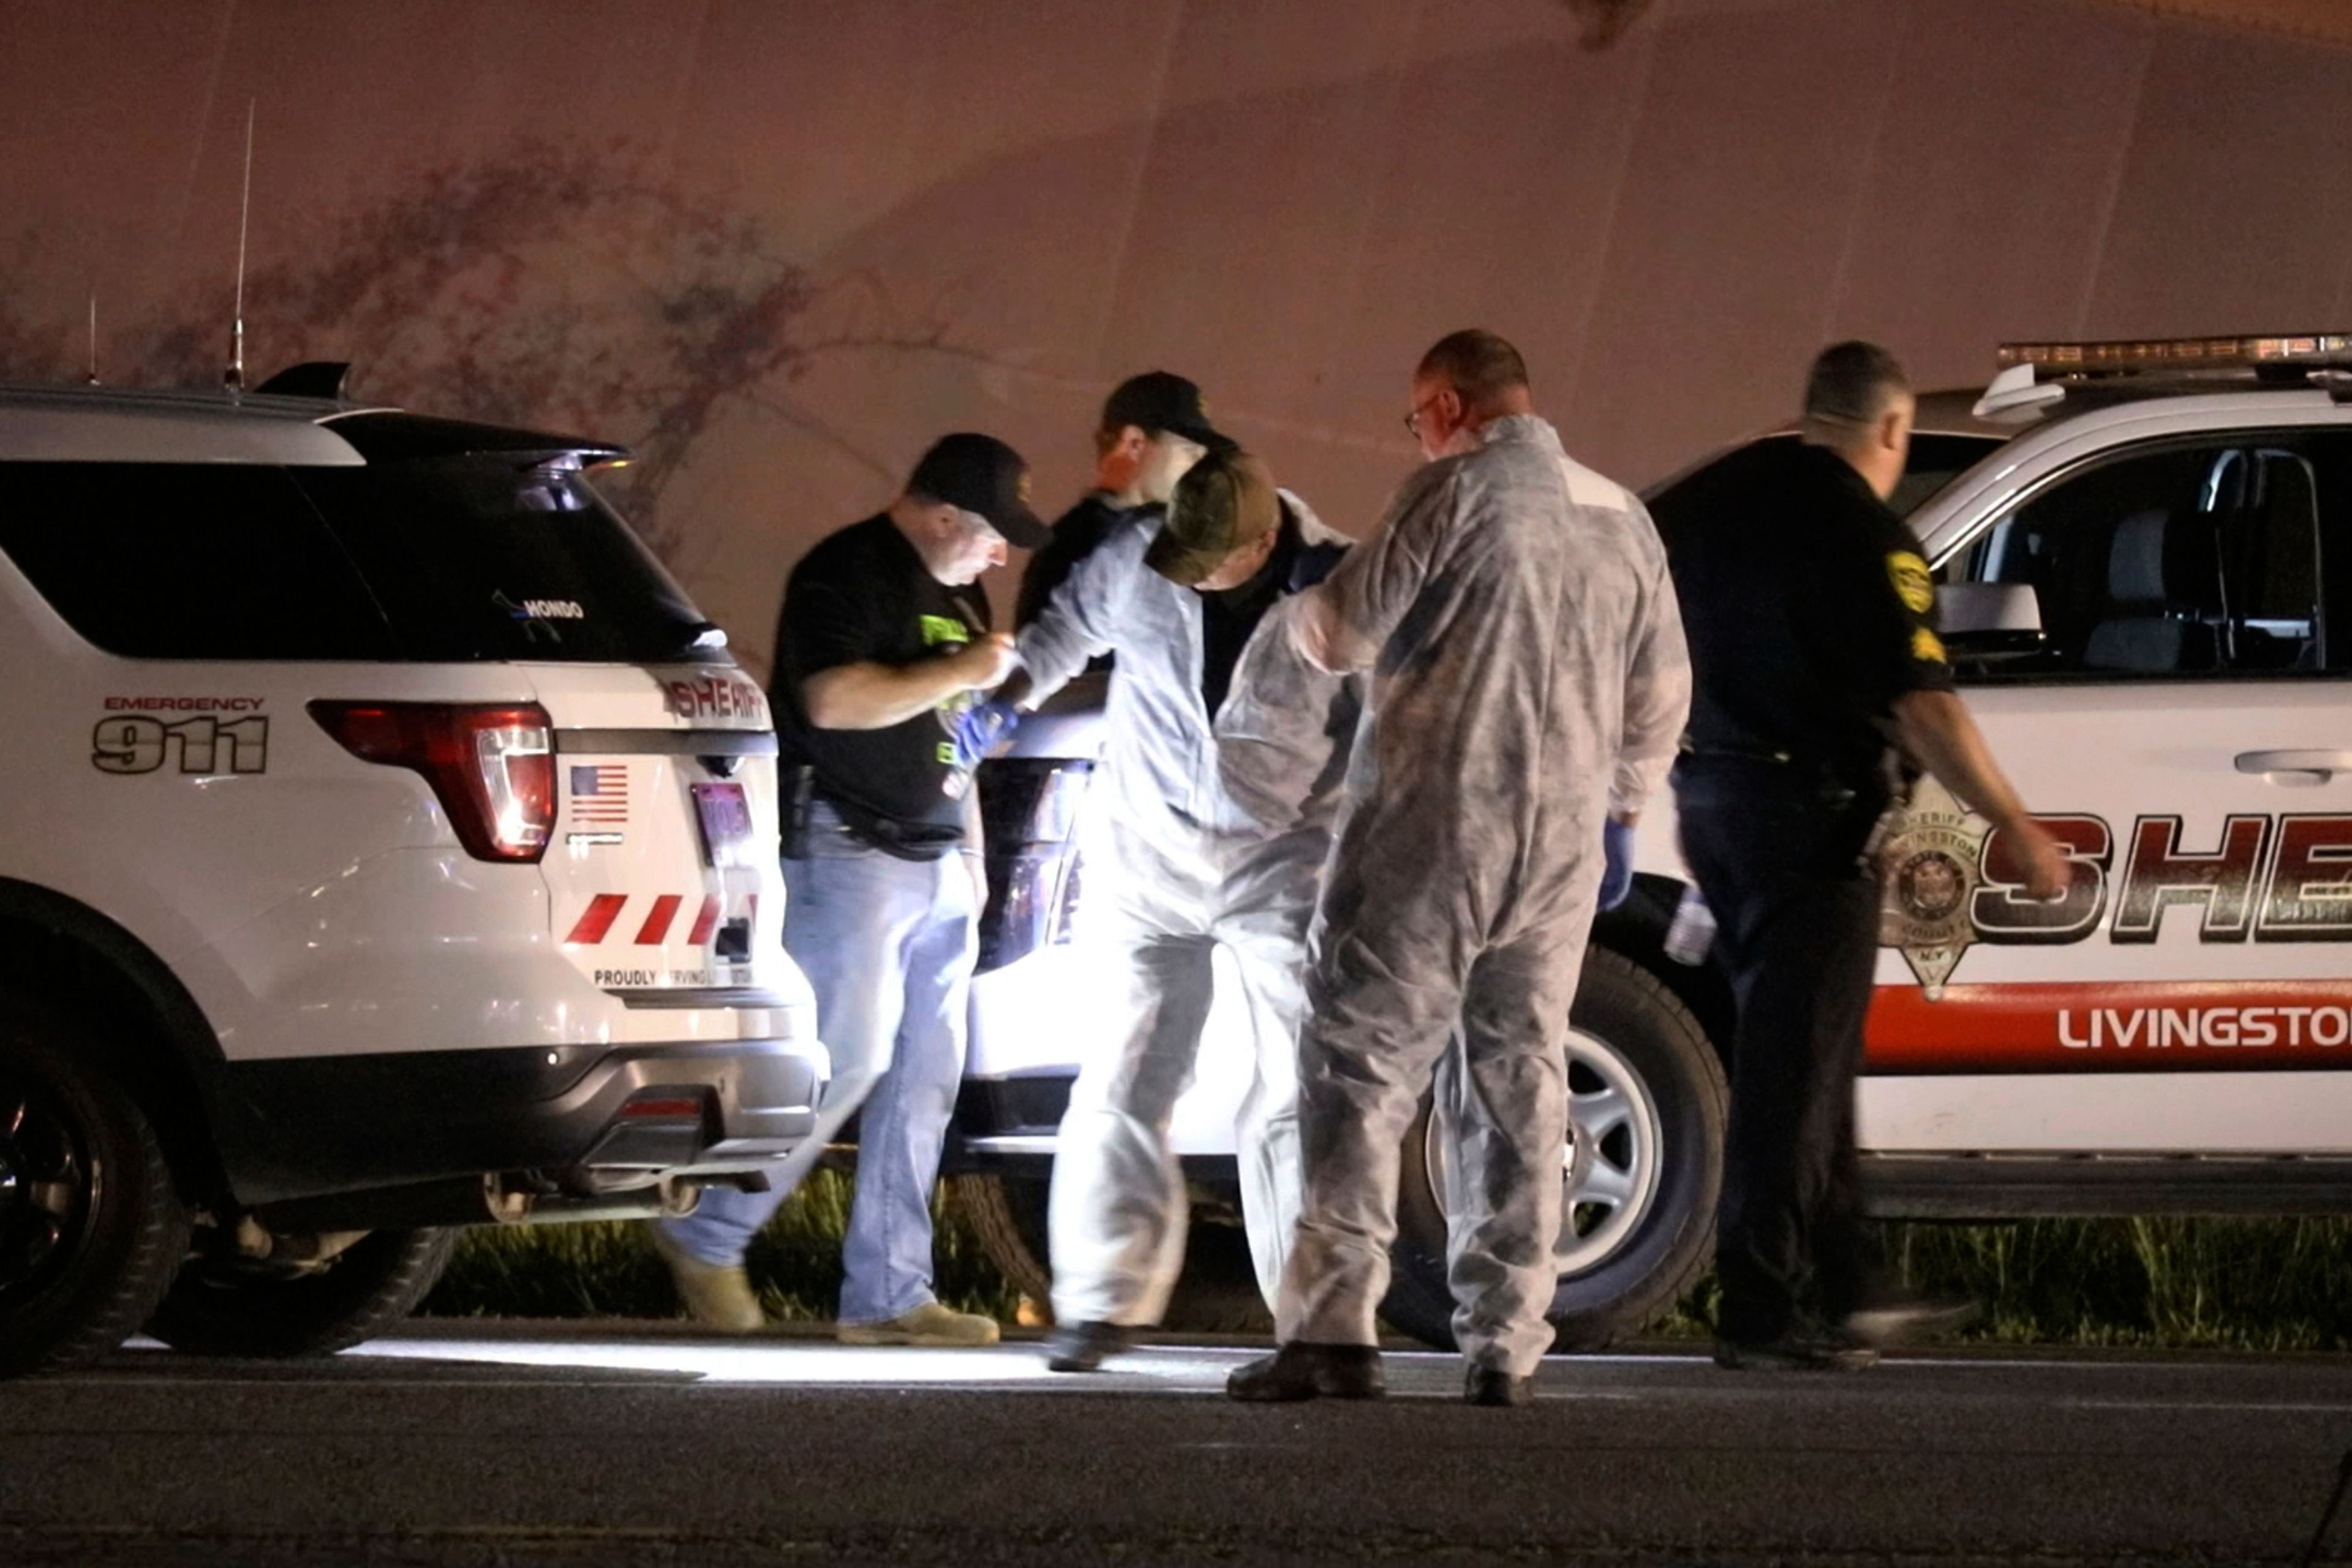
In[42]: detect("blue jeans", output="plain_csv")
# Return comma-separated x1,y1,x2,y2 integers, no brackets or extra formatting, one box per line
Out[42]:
659,801,979,1325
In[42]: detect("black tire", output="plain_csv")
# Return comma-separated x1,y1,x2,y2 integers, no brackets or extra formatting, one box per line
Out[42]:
952,1170,1274,1332
1382,946,1727,1353
0,1000,191,1379
145,1226,457,1358
952,1171,1053,1304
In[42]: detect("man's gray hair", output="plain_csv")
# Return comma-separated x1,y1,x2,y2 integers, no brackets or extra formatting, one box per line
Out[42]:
1803,340,1909,430
1417,330,1530,407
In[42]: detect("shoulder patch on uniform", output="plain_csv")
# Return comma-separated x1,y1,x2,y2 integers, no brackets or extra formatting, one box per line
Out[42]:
1887,552,1934,614
1912,625,1947,665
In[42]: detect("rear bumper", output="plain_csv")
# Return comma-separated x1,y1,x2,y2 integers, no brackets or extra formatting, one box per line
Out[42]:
208,1036,829,1208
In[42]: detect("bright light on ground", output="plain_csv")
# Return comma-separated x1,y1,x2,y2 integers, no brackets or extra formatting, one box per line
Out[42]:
318,1335,1725,1392
336,1336,1264,1389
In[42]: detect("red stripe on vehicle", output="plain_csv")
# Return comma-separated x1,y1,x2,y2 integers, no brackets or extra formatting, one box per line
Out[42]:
1865,981,2352,1075
686,895,720,946
635,894,684,946
564,894,628,945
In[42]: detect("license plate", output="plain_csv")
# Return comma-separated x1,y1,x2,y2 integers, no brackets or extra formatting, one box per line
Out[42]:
690,781,753,867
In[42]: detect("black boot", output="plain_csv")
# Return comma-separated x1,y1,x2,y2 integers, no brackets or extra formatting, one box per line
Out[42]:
1464,1365,1535,1407
1226,1342,1385,1402
1043,1320,1134,1373
1713,1323,1879,1371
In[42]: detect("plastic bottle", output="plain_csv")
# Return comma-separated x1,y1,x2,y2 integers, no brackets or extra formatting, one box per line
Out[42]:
1662,885,1717,966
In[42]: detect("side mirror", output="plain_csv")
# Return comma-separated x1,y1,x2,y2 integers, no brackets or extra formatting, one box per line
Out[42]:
1940,581,2045,661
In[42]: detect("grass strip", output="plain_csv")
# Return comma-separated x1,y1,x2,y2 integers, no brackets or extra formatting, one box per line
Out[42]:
422,1170,1019,1324
421,1183,2352,1351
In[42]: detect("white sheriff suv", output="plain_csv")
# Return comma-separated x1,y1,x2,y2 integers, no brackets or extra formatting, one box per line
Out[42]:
0,372,822,1377
954,334,2352,1349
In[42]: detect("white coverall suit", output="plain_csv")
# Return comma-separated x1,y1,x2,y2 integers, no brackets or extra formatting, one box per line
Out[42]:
1278,414,1689,1376
1016,495,1361,1328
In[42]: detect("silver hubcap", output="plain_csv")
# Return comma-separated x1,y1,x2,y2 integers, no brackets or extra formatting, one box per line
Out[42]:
1423,1027,1664,1281
0,1082,94,1297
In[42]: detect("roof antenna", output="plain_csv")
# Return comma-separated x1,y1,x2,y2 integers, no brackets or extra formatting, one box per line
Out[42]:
224,97,255,393
86,290,100,386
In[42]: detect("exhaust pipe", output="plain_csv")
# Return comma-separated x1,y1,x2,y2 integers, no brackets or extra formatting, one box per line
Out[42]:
481,1172,702,1226
256,1169,725,1233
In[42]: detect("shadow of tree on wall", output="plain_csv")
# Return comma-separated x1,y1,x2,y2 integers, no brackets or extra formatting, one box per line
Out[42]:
0,140,973,571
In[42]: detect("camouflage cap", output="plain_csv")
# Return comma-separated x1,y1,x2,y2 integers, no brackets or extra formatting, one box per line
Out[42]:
1144,447,1279,587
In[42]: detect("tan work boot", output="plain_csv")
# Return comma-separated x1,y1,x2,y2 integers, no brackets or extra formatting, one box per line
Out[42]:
836,1300,1001,1347
649,1224,764,1333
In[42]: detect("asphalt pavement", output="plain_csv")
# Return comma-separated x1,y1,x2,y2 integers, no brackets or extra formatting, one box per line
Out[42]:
4,1324,2351,1566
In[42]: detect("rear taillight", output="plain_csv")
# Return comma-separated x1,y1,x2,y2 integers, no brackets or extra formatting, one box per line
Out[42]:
309,701,555,863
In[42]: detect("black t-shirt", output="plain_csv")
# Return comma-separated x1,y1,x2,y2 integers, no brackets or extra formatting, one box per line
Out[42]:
1654,440,1954,788
772,514,989,857
1197,503,1302,715
1017,493,1156,675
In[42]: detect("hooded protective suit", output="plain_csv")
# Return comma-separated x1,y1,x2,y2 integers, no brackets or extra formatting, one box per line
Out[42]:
1015,492,1360,1327
1277,414,1689,1376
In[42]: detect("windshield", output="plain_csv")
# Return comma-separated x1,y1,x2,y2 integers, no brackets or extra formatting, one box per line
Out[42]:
292,455,715,665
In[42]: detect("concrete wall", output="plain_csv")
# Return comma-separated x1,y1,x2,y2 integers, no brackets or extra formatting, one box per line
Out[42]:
3,0,2348,672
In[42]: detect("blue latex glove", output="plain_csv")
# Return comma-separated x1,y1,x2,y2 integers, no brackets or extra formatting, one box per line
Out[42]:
1599,817,1636,912
949,698,1021,772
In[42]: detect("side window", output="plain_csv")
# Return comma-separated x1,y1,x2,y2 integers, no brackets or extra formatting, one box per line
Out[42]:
2306,431,2352,670
1945,433,2343,680
0,462,395,660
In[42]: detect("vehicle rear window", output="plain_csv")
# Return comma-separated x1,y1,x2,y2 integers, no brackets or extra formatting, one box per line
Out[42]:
0,461,399,660
291,454,714,664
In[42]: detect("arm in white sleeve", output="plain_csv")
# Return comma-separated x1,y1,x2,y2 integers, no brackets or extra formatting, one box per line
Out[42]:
1610,549,1693,820
1009,519,1149,708
1292,462,1455,674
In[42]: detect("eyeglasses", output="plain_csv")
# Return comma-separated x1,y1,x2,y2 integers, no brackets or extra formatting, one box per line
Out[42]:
1404,391,1447,436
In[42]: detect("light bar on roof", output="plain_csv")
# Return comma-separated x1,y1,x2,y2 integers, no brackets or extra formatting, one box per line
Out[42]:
1997,334,2352,374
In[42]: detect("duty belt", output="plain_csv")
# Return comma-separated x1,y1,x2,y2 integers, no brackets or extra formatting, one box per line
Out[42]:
1679,742,1885,813
1680,744,1907,871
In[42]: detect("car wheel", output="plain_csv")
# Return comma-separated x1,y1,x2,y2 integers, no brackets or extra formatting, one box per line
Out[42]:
952,1170,1276,1330
952,1172,1054,1305
1382,946,1726,1353
0,1001,191,1379
145,1226,458,1358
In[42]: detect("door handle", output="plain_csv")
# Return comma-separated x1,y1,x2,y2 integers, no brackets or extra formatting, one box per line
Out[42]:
2234,749,2352,783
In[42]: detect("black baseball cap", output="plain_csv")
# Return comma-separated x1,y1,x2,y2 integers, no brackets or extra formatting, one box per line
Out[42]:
1101,371,1231,451
906,432,1050,549
1146,447,1280,587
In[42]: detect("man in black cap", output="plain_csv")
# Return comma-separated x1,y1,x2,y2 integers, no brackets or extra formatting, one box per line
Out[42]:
1016,371,1231,637
1657,342,2067,1370
654,432,1048,1346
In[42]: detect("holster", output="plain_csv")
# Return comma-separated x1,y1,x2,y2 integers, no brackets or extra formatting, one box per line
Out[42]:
782,763,815,861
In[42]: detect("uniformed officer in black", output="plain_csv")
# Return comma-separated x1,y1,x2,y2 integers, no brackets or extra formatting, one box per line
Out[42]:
1657,342,2069,1370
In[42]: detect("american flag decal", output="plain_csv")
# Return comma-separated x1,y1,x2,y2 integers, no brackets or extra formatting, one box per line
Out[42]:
570,764,630,824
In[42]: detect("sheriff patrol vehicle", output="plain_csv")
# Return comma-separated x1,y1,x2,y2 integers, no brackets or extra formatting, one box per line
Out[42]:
956,334,2352,1349
0,373,823,1377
